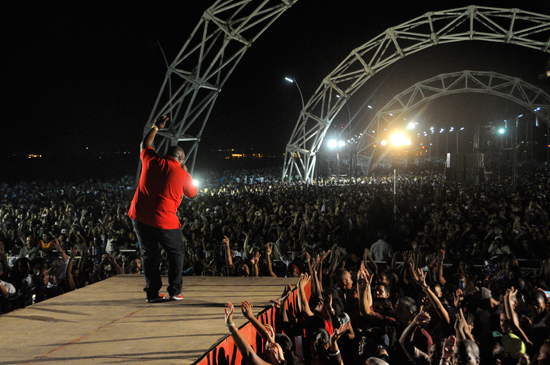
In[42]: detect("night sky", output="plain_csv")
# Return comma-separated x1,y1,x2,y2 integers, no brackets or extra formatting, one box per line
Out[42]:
3,1,549,179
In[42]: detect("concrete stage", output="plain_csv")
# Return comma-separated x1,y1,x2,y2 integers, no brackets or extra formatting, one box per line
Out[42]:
0,275,297,365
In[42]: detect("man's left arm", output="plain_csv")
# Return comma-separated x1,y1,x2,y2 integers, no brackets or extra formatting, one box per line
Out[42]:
182,171,198,200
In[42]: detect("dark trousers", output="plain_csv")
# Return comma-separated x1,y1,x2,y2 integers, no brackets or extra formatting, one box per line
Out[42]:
131,219,185,298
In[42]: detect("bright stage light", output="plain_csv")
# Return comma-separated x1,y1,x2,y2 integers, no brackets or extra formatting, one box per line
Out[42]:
390,131,407,146
328,139,337,149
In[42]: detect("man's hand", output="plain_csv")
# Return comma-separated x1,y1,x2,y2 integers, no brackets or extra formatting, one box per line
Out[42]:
320,250,331,262
54,237,62,251
269,342,285,365
412,268,428,290
298,273,310,289
357,262,372,289
250,251,261,265
330,322,350,346
264,324,276,344
442,335,456,360
414,311,431,326
222,235,230,249
224,301,234,325
154,115,168,130
241,300,254,319
142,115,168,150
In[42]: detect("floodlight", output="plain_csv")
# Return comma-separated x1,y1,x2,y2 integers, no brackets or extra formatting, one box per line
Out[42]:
389,131,407,146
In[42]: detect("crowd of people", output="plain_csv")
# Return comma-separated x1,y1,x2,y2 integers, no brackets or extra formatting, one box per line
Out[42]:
0,162,549,364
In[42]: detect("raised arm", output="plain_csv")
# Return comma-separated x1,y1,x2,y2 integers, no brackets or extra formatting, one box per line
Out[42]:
250,251,260,277
297,273,314,317
310,256,323,299
222,236,235,276
400,311,431,361
436,249,447,286
107,254,124,275
243,231,250,260
504,288,533,347
454,308,474,342
225,302,271,365
328,322,349,365
265,243,277,277
241,301,271,342
141,115,167,151
412,268,451,325
318,249,331,285
54,238,68,262
363,248,378,275
66,246,77,291
357,262,374,317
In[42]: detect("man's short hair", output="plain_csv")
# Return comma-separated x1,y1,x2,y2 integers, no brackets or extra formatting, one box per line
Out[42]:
366,357,389,365
335,269,351,282
377,231,386,239
166,146,184,159
457,339,480,360
375,281,390,293
397,296,417,314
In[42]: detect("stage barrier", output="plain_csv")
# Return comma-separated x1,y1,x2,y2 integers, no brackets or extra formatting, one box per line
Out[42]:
195,282,311,365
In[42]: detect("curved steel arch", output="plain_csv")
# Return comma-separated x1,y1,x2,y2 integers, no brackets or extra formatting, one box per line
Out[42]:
282,5,550,182
144,0,298,174
355,70,550,170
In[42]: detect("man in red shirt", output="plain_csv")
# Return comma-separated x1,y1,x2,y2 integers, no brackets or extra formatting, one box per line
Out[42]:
129,115,197,303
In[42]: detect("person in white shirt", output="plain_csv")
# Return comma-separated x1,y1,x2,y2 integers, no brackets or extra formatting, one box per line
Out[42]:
370,231,393,262
488,236,512,256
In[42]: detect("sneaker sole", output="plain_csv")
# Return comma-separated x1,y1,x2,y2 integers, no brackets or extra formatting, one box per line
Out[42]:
146,294,166,303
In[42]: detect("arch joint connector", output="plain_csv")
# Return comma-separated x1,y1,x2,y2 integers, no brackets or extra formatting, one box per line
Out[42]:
204,9,250,46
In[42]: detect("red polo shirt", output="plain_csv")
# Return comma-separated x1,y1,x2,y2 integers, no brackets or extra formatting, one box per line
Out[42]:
128,147,197,229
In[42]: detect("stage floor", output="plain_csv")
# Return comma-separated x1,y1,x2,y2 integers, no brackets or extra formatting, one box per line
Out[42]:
0,275,297,365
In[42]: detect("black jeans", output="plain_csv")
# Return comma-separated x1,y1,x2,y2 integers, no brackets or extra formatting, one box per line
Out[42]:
131,219,185,298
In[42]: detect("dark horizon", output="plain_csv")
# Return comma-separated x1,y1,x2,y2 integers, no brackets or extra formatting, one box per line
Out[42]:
3,1,549,182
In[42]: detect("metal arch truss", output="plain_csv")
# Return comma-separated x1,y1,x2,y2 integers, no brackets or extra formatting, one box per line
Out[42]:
144,0,298,173
282,5,550,182
357,70,550,171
